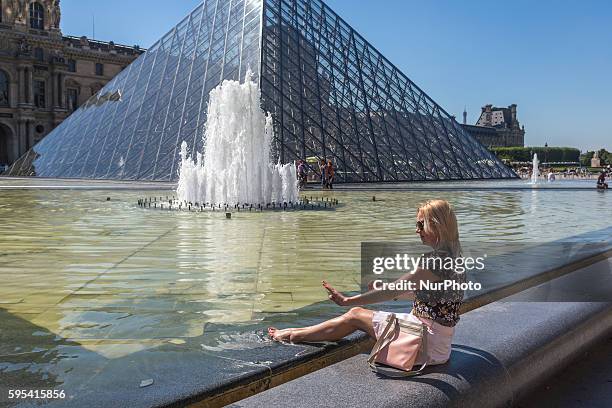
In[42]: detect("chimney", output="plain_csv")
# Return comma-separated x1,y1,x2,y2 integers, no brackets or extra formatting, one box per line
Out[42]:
463,107,467,125
510,104,517,123
482,104,493,126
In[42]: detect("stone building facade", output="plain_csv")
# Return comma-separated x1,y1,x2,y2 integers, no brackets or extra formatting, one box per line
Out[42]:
0,0,143,168
461,104,525,147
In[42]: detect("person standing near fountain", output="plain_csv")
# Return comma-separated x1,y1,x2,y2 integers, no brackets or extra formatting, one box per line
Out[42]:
326,159,335,189
597,171,608,189
268,199,464,366
319,159,328,189
297,160,307,189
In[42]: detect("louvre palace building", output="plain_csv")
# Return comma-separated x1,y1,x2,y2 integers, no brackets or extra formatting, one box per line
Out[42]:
461,104,525,148
0,0,143,168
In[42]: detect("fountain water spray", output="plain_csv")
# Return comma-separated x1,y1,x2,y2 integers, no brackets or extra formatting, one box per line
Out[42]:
177,72,298,205
531,153,540,184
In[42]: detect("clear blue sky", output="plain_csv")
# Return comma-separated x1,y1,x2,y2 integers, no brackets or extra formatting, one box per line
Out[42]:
62,0,611,152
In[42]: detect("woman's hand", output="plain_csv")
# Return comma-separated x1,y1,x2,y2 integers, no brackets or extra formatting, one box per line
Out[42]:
322,280,351,306
367,280,376,291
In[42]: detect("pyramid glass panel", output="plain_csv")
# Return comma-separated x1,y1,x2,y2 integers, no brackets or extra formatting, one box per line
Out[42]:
5,0,516,182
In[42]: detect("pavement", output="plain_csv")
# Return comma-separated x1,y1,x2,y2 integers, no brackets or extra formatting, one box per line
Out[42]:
516,335,612,408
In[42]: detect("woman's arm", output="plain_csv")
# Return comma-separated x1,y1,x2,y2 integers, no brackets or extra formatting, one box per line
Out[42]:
323,267,441,306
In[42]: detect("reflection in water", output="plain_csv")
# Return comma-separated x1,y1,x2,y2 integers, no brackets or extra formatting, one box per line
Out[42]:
0,182,610,403
0,308,63,390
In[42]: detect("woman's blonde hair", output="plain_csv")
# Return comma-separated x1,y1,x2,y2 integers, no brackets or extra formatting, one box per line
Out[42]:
418,199,461,256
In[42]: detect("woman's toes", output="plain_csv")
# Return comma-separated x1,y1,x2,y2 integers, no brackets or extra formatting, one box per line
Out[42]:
267,327,296,342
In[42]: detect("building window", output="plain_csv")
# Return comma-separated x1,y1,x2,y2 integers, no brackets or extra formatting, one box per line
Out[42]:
34,47,44,62
68,59,77,72
0,70,8,106
34,80,45,108
29,2,44,30
95,63,104,76
67,88,78,111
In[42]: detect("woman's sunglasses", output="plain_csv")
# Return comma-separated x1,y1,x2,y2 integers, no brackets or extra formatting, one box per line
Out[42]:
416,220,425,231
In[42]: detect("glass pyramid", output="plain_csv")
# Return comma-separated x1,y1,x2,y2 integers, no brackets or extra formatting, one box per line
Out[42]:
5,0,517,182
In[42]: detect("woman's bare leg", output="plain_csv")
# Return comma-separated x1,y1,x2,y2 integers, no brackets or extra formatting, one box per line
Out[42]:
268,307,375,343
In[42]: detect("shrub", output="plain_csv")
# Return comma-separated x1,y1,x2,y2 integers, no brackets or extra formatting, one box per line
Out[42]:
490,147,580,163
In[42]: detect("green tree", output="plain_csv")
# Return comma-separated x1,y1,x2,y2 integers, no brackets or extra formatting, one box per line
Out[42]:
491,146,580,163
597,149,610,165
580,151,594,166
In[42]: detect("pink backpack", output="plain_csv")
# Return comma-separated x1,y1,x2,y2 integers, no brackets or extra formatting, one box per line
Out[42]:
367,313,429,377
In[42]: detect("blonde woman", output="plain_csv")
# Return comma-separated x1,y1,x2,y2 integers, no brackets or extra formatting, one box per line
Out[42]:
268,199,465,366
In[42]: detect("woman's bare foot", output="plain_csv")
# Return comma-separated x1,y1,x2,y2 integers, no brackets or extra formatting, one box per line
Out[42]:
268,327,294,342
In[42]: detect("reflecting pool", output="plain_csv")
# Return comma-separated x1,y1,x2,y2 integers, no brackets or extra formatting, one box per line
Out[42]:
0,178,610,406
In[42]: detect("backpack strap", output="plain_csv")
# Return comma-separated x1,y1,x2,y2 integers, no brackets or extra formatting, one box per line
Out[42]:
367,313,397,367
367,314,429,377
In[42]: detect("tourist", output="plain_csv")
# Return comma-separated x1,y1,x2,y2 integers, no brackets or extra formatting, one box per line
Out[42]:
319,159,327,189
597,172,608,189
297,160,307,189
547,171,555,182
326,159,335,189
268,199,465,367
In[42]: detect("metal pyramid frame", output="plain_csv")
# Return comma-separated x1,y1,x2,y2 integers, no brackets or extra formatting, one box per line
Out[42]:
5,0,517,182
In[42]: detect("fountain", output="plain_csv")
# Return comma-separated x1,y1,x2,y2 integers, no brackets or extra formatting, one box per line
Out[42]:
176,72,298,206
531,153,540,184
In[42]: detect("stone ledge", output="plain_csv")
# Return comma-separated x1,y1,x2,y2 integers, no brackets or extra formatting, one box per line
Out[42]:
231,300,612,408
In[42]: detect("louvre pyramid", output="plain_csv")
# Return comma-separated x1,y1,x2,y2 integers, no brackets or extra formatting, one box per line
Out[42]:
5,0,517,181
